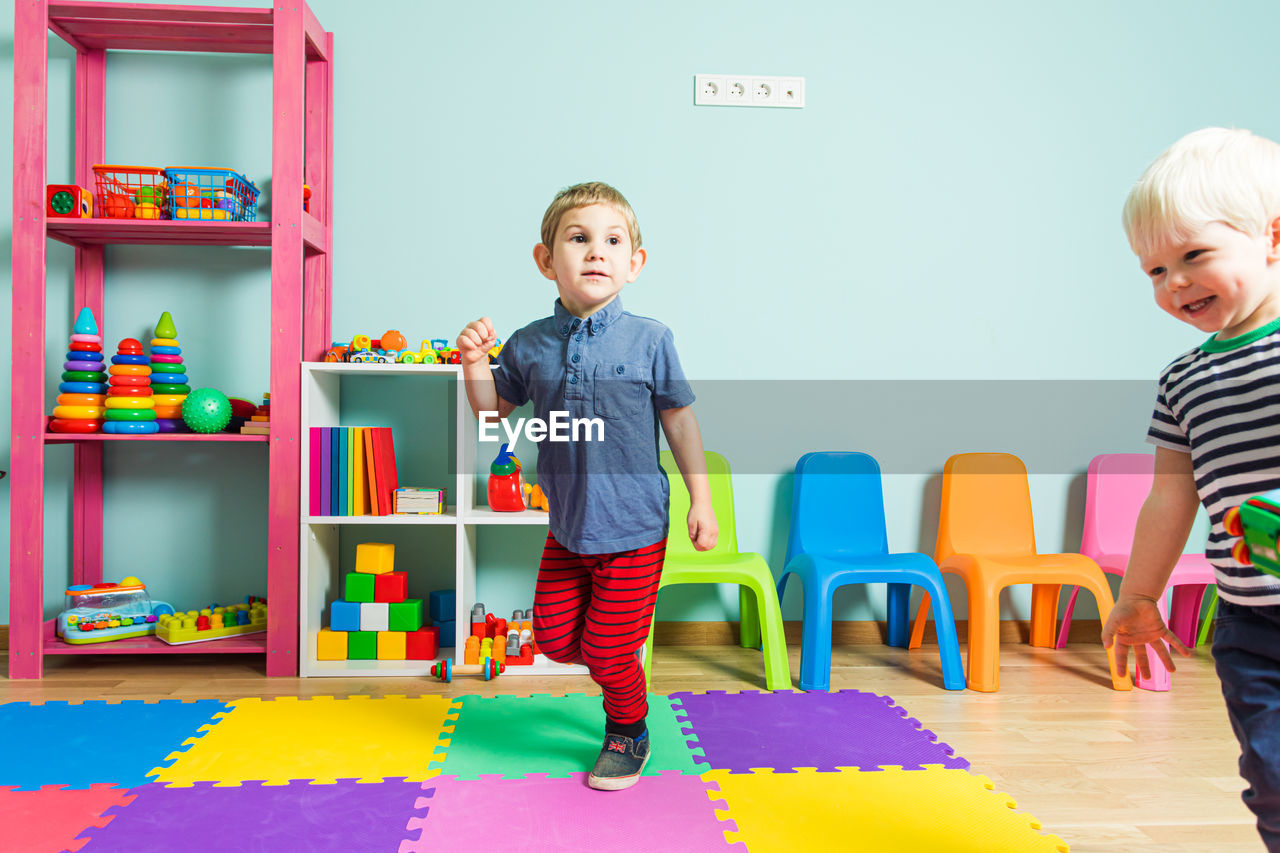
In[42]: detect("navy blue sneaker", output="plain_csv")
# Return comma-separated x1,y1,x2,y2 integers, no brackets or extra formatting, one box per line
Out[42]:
587,732,650,790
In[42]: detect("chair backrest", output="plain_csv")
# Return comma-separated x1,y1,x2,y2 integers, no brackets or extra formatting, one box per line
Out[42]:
935,452,1037,562
659,449,739,558
1081,453,1153,560
785,451,889,565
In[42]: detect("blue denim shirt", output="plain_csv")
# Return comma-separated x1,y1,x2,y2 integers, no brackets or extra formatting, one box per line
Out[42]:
491,297,695,554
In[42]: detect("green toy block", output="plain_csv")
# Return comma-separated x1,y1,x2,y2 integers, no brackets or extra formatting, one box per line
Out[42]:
347,630,377,660
345,572,375,603
388,599,423,631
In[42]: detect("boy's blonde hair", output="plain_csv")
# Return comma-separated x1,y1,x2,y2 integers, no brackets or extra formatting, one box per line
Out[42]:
1123,127,1280,257
540,182,642,254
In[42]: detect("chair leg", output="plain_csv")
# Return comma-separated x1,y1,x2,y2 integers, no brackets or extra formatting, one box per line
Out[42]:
1029,583,1060,648
1076,575,1133,692
745,576,791,691
916,574,966,690
886,583,911,648
739,585,761,650
1169,583,1207,648
908,593,930,650
798,576,835,692
642,589,662,689
1055,586,1081,649
1133,593,1172,692
1198,587,1218,648
966,580,1002,693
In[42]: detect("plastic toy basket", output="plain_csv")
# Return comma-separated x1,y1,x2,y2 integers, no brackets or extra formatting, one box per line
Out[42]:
91,164,169,219
162,167,260,222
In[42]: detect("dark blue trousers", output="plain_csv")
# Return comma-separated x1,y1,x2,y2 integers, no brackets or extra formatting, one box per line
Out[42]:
1213,599,1280,852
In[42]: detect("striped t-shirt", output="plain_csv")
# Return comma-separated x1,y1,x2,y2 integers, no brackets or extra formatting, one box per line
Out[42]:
1148,316,1280,606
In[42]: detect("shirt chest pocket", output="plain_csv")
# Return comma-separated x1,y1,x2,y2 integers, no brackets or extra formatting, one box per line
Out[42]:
592,363,651,419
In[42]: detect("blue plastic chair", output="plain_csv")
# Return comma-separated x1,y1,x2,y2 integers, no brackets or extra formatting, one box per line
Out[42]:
777,451,966,691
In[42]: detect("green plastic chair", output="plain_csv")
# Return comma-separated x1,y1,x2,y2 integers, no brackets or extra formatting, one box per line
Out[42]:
643,450,792,690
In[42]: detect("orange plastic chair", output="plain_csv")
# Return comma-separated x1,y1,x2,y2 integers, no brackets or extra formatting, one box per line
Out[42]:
908,453,1132,693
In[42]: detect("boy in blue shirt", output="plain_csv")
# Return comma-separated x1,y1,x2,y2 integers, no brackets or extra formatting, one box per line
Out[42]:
1103,127,1280,850
456,182,718,790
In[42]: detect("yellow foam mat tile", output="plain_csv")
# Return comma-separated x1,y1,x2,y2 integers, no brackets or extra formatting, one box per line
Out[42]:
704,766,1069,853
148,695,458,787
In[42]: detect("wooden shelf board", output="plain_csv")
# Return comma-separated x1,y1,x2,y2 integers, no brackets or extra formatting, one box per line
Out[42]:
42,619,268,655
48,218,272,247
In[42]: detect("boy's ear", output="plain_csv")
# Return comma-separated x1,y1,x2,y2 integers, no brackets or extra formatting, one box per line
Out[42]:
532,243,558,281
1268,215,1280,261
627,247,648,282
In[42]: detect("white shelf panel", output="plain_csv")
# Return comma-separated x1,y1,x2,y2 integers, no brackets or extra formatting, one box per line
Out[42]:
462,508,551,525
304,509,458,525
303,361,460,376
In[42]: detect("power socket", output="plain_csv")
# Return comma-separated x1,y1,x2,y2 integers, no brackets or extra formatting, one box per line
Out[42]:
694,74,804,108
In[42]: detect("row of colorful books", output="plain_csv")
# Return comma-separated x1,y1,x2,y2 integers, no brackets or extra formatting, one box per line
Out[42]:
308,426,399,516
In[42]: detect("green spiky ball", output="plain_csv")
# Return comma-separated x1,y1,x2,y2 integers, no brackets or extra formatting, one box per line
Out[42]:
182,388,232,433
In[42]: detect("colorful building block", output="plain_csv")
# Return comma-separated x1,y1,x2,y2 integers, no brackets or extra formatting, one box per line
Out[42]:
347,630,376,660
388,599,423,632
360,602,389,632
377,631,407,660
316,628,348,660
436,618,456,648
406,626,439,660
330,599,361,633
155,600,267,645
374,571,408,603
429,589,455,622
345,572,375,603
355,542,395,575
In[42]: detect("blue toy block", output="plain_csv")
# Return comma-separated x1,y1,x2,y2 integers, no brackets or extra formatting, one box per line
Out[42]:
436,619,456,648
429,589,455,622
330,599,361,633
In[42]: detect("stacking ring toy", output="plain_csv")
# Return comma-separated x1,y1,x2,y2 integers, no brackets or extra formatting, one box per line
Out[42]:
106,397,155,409
110,353,149,366
105,409,157,421
102,420,159,434
109,374,149,386
150,345,181,355
57,394,105,407
60,381,107,394
52,405,103,419
49,418,103,434
108,364,150,376
62,370,105,383
70,333,103,344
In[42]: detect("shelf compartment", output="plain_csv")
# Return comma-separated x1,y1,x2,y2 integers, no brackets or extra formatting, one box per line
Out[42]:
47,218,272,247
45,428,269,445
42,619,267,655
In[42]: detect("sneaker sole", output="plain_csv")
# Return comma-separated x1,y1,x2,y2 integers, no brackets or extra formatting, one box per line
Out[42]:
587,749,651,791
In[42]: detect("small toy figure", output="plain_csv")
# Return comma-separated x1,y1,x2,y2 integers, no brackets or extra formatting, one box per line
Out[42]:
524,482,549,511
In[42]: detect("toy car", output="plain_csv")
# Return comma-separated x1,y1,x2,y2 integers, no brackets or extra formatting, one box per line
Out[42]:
1223,489,1280,578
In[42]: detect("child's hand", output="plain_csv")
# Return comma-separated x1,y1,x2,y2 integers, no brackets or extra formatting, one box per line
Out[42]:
687,502,718,551
457,317,498,366
1101,594,1191,681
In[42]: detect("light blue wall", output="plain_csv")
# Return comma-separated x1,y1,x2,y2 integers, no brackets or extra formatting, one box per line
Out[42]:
3,0,1262,626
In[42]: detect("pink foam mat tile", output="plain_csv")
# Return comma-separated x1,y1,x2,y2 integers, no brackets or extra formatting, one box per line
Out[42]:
0,783,134,853
399,771,742,853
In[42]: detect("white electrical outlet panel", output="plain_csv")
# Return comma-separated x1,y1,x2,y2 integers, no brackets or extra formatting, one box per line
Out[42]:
695,74,804,108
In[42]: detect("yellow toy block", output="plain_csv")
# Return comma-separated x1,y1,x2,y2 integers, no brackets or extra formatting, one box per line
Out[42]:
355,542,395,575
155,600,267,645
377,630,407,660
317,628,348,661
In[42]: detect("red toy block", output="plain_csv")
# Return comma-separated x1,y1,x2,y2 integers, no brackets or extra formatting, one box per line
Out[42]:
374,571,408,603
505,643,536,666
406,626,439,660
47,184,93,218
472,621,486,639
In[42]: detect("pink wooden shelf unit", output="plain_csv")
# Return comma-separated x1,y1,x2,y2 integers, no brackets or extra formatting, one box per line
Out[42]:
10,1,334,678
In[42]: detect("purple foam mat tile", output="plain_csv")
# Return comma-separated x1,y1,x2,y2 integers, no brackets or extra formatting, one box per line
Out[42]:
75,778,426,852
400,771,741,853
668,689,969,774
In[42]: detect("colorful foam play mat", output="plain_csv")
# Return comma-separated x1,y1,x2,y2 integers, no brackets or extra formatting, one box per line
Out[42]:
0,690,1067,852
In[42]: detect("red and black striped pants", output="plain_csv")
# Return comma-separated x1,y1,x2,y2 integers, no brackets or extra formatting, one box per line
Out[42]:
532,533,666,726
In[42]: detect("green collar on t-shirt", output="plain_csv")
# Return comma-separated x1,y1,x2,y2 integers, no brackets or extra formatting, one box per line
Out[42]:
1201,315,1280,353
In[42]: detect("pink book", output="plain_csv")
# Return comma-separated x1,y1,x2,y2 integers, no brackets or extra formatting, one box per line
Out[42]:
375,427,399,516
309,427,322,516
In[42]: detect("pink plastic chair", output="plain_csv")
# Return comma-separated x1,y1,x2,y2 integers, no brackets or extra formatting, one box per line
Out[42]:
1056,453,1215,691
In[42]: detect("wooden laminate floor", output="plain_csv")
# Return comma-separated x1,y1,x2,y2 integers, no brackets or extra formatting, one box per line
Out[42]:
0,641,1262,853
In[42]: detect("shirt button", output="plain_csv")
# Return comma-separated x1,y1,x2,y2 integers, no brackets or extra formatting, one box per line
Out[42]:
575,334,583,341
561,326,569,334
569,376,578,385
572,320,581,330
571,354,580,363
616,365,625,374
